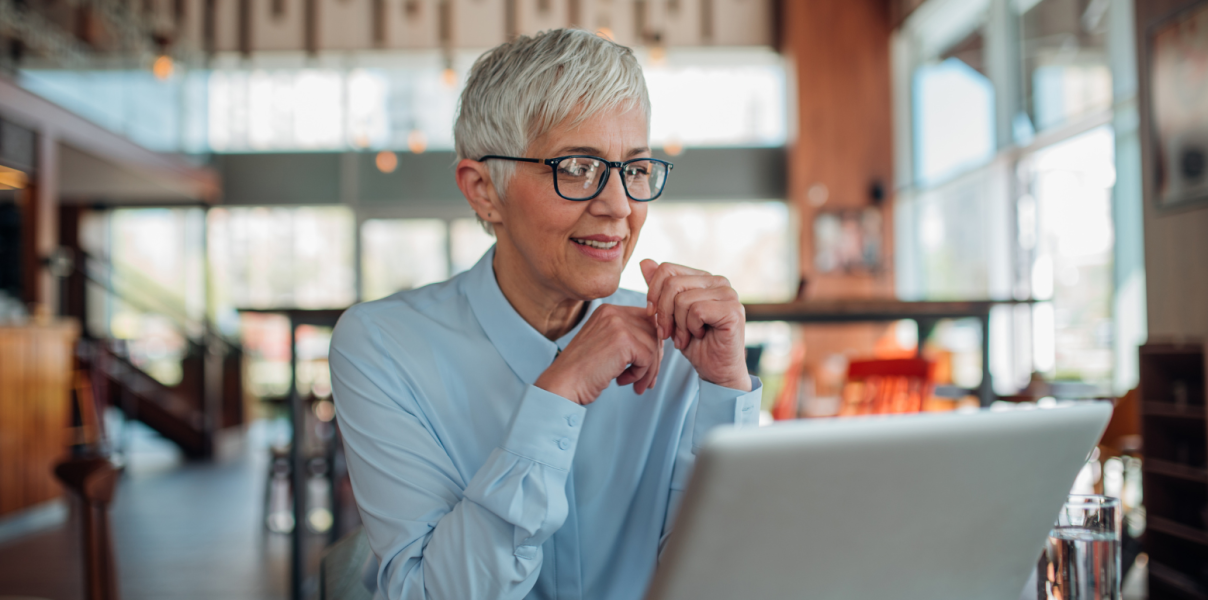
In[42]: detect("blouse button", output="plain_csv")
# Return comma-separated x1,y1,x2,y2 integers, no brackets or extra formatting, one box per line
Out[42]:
558,437,571,450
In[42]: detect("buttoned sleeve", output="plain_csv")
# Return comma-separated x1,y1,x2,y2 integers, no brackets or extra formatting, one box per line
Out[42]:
659,375,762,556
330,308,586,600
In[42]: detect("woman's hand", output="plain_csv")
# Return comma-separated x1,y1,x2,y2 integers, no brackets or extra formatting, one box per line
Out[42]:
534,304,664,406
640,260,750,392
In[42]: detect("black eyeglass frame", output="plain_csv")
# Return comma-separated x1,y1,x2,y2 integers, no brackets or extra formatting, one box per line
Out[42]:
478,154,675,202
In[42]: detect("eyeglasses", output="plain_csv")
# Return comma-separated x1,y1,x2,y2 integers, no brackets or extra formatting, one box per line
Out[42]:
478,155,674,202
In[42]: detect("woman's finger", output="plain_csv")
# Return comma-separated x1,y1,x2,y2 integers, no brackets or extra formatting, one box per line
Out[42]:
684,298,742,343
617,363,646,387
645,262,708,319
657,275,731,342
636,319,662,394
672,287,737,347
651,336,664,388
629,311,661,394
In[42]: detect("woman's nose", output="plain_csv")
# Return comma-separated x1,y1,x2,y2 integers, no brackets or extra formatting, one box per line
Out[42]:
588,168,632,218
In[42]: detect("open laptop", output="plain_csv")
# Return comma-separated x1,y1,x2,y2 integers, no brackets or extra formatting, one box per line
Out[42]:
645,402,1113,600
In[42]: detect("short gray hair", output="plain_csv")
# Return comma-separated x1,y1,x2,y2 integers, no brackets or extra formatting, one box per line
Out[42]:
454,29,651,222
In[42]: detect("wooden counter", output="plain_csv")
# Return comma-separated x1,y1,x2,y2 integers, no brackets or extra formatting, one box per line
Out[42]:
0,320,79,518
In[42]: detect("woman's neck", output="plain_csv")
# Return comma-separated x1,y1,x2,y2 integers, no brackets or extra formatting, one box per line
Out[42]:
493,245,587,341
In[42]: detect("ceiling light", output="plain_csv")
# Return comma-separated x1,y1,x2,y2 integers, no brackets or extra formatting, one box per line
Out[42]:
375,151,398,173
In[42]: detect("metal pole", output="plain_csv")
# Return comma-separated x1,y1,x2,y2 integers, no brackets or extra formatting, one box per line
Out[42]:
980,313,994,407
289,316,305,600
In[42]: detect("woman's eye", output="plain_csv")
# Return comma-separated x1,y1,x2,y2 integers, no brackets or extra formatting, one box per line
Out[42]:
559,162,588,177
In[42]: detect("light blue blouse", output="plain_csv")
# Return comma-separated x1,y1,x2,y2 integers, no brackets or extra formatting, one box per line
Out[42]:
330,248,762,600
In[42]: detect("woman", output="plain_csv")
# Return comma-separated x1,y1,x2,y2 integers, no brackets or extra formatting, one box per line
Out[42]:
330,28,762,600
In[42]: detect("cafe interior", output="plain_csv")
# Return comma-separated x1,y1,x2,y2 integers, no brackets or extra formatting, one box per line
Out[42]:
0,0,1206,598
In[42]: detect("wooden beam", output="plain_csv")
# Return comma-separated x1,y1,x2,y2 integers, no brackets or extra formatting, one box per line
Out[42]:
34,130,57,313
780,0,895,300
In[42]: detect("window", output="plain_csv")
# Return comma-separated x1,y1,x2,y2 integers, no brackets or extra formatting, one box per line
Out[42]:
913,58,997,187
207,207,356,323
360,219,449,301
1024,126,1116,384
204,49,785,153
450,218,497,275
910,9,998,188
80,208,207,385
643,49,787,148
1019,0,1112,133
896,0,1139,394
618,201,795,302
19,69,207,153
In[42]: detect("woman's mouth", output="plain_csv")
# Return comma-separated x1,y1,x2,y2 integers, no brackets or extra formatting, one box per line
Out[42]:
570,236,625,261
572,238,620,249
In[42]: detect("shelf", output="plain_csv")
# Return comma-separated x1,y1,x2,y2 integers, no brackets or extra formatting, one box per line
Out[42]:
1144,402,1207,419
1149,560,1208,599
1140,344,1206,356
1150,515,1208,546
1146,459,1208,483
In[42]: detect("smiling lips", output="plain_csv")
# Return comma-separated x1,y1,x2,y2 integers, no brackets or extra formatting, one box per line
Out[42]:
571,235,625,260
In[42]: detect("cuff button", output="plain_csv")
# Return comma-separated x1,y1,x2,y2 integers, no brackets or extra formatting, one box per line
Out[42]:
566,414,579,427
558,437,571,450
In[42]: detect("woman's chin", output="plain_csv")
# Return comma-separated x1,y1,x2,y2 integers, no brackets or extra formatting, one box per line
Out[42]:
566,273,623,301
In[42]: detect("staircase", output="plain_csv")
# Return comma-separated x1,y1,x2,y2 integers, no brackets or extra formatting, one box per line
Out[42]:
59,215,245,459
78,338,243,459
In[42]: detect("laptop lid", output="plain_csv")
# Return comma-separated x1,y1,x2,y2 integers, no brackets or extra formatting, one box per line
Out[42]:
645,402,1113,600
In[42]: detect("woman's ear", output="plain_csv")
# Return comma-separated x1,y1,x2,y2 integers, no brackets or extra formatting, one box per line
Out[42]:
456,159,504,228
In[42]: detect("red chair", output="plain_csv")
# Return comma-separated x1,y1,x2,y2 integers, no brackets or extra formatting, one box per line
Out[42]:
838,358,934,416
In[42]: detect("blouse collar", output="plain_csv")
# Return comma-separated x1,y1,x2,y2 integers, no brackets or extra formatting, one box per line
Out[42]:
462,246,602,385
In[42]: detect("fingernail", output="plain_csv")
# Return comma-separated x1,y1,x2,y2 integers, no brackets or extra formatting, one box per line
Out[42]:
646,301,654,316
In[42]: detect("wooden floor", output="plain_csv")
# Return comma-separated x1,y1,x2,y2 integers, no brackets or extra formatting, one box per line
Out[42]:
0,423,293,600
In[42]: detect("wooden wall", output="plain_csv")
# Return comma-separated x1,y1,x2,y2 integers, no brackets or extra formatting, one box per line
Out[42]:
775,0,899,380
780,0,896,301
1134,0,1208,342
0,322,78,518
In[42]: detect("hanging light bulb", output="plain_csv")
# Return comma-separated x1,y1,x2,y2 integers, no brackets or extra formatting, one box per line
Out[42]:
152,54,174,80
649,45,667,67
441,50,457,88
663,138,683,157
375,151,398,173
407,130,428,154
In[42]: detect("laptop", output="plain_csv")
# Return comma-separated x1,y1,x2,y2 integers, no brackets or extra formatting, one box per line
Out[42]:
645,402,1113,600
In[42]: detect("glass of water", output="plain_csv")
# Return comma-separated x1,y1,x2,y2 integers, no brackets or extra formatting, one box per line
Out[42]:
1035,495,1121,600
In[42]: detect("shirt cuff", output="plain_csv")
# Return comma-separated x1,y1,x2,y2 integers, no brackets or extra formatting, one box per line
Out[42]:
693,376,763,450
501,385,588,471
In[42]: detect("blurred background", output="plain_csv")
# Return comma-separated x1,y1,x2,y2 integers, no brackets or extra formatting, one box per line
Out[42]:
0,0,1205,598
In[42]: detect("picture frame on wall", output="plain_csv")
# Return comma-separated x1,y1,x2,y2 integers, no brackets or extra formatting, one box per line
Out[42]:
813,208,882,274
1147,0,1208,209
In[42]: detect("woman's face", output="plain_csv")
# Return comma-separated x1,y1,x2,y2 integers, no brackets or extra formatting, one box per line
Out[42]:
494,104,650,302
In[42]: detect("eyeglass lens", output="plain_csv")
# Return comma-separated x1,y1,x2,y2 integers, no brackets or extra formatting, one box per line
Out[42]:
554,157,668,201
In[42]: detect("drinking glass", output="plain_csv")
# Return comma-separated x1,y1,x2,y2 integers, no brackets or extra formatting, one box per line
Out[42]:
1033,495,1121,600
